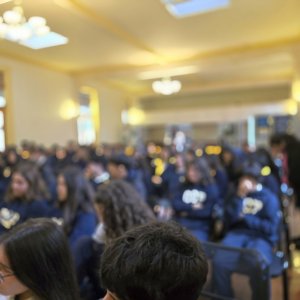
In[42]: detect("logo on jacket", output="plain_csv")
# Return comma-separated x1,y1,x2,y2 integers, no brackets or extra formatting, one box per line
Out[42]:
182,189,207,208
51,217,64,226
242,197,263,215
0,208,20,229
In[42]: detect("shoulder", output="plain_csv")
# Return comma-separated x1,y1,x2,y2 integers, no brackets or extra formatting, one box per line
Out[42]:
75,211,97,222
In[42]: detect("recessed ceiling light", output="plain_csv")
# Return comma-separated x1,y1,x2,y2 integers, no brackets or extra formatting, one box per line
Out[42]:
161,0,231,18
19,31,68,49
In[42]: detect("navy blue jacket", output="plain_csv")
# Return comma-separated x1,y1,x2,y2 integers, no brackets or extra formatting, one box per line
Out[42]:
51,207,97,249
0,198,50,234
225,186,280,245
172,182,219,231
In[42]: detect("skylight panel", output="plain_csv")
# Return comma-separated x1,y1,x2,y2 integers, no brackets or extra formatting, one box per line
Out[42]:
162,0,231,18
19,32,68,50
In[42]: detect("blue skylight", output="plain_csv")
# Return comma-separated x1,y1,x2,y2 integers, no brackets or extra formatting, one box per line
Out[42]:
20,32,68,50
162,0,230,18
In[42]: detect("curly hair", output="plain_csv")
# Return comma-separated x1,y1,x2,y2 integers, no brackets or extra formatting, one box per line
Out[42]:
95,180,155,241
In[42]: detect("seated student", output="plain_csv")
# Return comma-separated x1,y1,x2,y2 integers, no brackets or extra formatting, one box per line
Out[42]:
74,180,155,300
100,221,208,300
52,166,97,250
212,163,281,299
0,218,80,300
107,154,147,201
0,162,50,234
172,158,220,241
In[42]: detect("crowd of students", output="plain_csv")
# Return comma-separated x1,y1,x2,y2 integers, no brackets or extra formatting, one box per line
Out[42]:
0,133,298,299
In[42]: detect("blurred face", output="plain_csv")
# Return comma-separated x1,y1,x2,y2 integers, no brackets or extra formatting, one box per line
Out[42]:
270,144,284,158
0,246,28,296
57,175,67,202
11,173,29,198
108,163,126,180
222,151,233,165
7,152,17,165
186,165,201,183
237,176,257,197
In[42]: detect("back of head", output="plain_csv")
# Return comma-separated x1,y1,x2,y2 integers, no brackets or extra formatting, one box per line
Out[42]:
108,154,132,170
0,218,80,300
240,161,262,183
100,221,208,300
95,180,155,240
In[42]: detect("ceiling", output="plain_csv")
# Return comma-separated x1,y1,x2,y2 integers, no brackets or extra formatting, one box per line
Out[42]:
0,0,300,97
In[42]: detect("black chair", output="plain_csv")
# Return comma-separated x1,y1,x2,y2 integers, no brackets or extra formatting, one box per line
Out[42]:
270,246,289,300
199,241,289,300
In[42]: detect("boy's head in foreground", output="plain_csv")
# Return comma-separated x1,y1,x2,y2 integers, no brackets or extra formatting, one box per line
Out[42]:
100,221,208,300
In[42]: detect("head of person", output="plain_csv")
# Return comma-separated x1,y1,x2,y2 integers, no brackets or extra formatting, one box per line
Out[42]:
237,162,262,196
57,166,95,233
5,161,49,202
85,157,107,180
0,218,80,300
107,155,132,180
4,146,19,166
186,159,213,185
100,221,208,300
94,180,155,241
220,146,235,166
269,133,299,158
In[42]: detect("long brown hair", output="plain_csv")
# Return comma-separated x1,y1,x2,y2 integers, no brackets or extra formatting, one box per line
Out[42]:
5,161,49,203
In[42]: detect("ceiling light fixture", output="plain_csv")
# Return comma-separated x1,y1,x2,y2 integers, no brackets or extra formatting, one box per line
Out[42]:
0,0,68,49
152,77,182,95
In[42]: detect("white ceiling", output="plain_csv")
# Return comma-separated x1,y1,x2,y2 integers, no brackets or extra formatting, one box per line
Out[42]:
0,0,300,96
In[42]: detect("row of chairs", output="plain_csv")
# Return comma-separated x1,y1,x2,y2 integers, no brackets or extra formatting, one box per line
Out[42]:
199,197,291,300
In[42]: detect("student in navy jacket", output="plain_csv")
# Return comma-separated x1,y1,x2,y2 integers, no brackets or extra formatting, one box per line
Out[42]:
212,164,280,299
0,162,50,234
53,166,97,250
107,154,147,201
172,158,220,241
73,180,155,300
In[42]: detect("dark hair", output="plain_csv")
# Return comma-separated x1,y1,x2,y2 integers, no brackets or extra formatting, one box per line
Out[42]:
5,161,49,202
100,221,208,300
254,147,281,183
94,180,155,241
186,158,214,185
58,166,95,235
108,154,132,170
240,161,262,182
0,218,80,300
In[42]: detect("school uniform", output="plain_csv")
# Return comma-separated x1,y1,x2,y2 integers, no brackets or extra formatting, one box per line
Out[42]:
213,185,280,299
51,207,97,250
172,182,219,241
0,198,50,234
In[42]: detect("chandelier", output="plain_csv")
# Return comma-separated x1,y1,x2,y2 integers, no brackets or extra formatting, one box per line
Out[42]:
152,77,182,95
0,2,50,42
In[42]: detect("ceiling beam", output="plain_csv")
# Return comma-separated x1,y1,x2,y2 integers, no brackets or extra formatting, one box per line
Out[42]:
72,35,300,76
65,0,164,61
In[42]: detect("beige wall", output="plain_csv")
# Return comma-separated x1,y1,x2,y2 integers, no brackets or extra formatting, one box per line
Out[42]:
74,78,128,144
1,57,77,146
1,55,129,147
99,87,127,143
